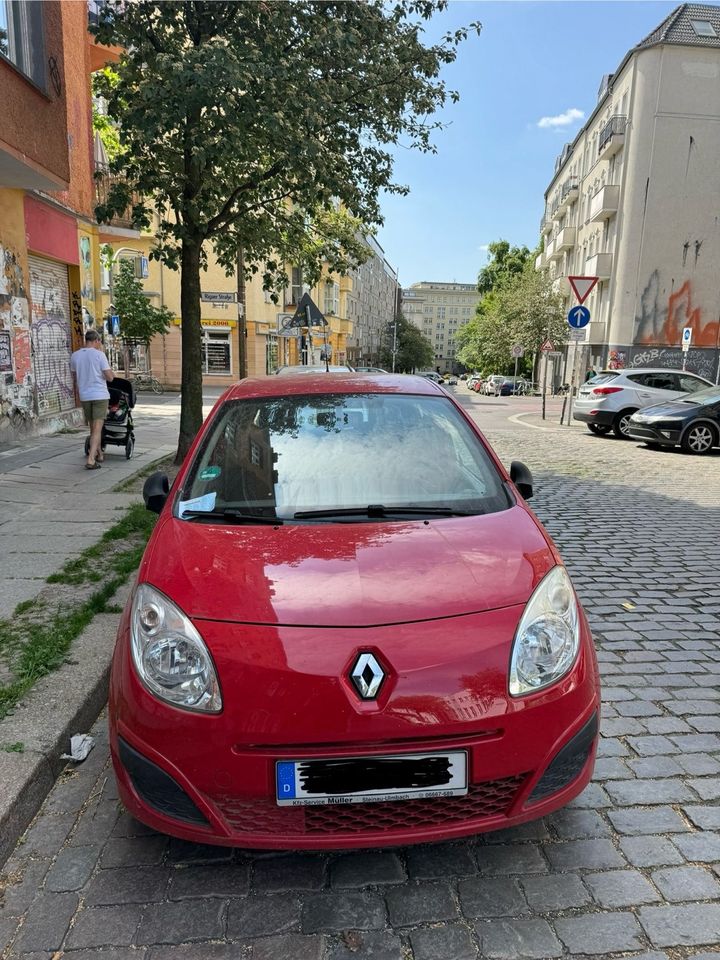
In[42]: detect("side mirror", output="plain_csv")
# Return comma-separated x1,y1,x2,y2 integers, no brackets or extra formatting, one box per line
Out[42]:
143,472,170,514
510,461,534,500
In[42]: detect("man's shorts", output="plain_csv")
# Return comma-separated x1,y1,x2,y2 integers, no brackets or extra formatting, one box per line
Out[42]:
81,399,108,423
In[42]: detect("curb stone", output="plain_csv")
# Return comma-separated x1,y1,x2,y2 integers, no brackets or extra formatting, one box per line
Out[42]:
0,582,131,867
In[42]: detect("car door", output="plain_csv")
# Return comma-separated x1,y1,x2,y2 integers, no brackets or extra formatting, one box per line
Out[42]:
630,372,681,407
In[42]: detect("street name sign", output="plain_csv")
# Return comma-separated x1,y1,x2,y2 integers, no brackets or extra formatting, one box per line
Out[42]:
201,292,237,303
568,276,599,304
682,326,692,352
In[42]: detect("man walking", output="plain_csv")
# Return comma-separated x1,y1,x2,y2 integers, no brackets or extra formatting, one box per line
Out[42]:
70,330,114,469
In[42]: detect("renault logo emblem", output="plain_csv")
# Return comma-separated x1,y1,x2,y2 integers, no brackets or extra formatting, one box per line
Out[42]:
350,653,385,700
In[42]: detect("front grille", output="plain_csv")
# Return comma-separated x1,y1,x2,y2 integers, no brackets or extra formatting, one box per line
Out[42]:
215,775,526,838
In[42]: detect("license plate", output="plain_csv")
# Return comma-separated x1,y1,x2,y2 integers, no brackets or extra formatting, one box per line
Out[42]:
276,751,468,806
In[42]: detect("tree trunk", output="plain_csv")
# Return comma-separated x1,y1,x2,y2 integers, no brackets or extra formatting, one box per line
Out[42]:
236,246,247,380
176,237,204,464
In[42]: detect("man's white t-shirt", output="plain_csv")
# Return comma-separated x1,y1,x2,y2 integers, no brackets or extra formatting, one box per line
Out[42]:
70,348,111,401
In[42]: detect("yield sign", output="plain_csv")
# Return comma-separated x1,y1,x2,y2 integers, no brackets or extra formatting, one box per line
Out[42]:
568,276,599,304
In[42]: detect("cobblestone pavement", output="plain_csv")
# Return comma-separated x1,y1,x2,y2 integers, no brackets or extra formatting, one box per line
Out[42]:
2,398,720,960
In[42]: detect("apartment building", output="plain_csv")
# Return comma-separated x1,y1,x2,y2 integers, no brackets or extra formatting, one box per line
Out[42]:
0,1,114,441
537,3,720,382
403,281,480,372
344,236,399,367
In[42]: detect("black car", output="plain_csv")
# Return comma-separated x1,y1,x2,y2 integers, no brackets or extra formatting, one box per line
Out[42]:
627,384,720,454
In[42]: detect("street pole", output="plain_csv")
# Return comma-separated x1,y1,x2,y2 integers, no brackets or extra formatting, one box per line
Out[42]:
541,349,548,421
513,354,519,384
392,317,398,372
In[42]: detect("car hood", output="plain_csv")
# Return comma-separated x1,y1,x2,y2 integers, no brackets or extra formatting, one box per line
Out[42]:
141,506,556,627
632,400,695,419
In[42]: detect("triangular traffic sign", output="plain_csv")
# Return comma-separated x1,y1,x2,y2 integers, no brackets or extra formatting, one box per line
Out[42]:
290,292,326,327
568,276,599,304
540,340,554,353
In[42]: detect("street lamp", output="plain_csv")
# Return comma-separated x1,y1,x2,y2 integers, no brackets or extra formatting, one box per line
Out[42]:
101,244,147,374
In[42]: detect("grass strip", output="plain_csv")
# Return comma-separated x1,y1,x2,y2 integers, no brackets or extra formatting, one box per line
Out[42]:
0,503,156,722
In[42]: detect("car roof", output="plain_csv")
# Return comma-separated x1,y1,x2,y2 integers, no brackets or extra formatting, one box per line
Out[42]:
601,368,703,376
222,373,443,400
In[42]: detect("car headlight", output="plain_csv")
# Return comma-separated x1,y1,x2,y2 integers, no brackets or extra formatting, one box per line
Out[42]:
130,584,222,713
509,566,580,696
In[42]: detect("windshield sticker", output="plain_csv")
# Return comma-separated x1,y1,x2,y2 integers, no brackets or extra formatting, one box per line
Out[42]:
199,466,222,480
178,492,216,518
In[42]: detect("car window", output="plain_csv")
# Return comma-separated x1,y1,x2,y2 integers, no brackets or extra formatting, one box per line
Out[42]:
629,372,676,390
678,375,708,393
588,373,619,385
179,393,510,521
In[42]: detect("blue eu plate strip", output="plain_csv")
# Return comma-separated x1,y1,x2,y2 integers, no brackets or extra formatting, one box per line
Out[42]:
276,762,296,800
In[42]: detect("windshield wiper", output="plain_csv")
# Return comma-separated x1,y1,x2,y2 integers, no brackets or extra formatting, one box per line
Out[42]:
181,509,283,525
293,504,474,520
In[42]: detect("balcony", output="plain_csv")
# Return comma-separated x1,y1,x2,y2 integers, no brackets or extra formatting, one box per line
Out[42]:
557,178,579,216
95,169,141,231
598,115,627,159
535,250,546,270
589,184,620,221
540,215,552,236
585,252,612,279
550,195,561,219
554,226,576,255
545,238,556,260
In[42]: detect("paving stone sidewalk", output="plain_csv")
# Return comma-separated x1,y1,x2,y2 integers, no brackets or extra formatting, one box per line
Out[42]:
0,393,185,619
1,403,719,959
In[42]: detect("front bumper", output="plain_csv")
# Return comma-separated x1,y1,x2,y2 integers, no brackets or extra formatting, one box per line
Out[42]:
626,423,680,446
109,607,600,849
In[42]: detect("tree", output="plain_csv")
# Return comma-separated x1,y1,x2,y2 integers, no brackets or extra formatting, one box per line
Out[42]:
92,1,480,460
457,263,566,376
110,257,173,345
477,240,532,296
380,314,434,372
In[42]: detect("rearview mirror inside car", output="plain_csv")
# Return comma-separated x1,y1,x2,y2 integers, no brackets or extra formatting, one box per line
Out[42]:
143,472,170,514
510,461,534,500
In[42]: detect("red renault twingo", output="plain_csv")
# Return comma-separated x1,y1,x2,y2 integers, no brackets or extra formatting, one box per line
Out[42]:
109,373,600,849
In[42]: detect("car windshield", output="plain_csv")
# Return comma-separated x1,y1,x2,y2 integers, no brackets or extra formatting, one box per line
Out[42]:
178,393,510,522
678,385,720,404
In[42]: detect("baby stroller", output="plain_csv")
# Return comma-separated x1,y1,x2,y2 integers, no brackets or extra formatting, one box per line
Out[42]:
84,376,136,460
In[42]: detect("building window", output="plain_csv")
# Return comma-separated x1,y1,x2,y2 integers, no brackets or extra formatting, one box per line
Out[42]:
201,330,232,375
0,0,46,88
323,281,339,316
690,19,717,37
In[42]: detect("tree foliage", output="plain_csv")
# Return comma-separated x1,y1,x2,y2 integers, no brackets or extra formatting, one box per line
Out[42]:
380,313,434,373
457,262,566,375
111,256,173,345
477,240,532,296
91,1,480,458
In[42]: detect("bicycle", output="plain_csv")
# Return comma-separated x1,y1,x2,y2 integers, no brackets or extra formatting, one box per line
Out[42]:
132,372,164,394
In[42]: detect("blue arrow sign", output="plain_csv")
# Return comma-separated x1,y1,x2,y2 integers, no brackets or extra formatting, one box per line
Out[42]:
567,305,590,329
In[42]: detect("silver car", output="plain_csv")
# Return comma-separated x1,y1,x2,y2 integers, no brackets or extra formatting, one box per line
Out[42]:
573,368,712,438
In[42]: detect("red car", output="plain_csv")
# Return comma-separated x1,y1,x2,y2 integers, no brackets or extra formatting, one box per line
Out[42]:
109,373,599,849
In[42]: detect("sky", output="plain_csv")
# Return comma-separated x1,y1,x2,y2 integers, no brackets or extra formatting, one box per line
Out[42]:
376,0,681,288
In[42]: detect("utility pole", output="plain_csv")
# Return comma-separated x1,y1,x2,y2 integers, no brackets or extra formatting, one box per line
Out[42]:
391,316,398,372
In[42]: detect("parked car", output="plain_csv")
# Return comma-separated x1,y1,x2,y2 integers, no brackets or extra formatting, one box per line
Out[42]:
573,368,713,439
354,366,388,373
484,375,506,396
466,374,482,391
113,373,600,850
275,364,355,375
419,371,445,384
472,377,485,393
627,383,720,454
499,377,531,396
446,376,458,386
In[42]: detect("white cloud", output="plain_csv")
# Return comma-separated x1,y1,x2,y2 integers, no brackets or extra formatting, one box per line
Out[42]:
537,107,585,130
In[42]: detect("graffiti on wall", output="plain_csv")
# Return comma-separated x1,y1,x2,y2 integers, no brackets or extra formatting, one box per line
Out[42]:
635,271,719,348
79,235,94,303
629,346,717,382
0,243,34,421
